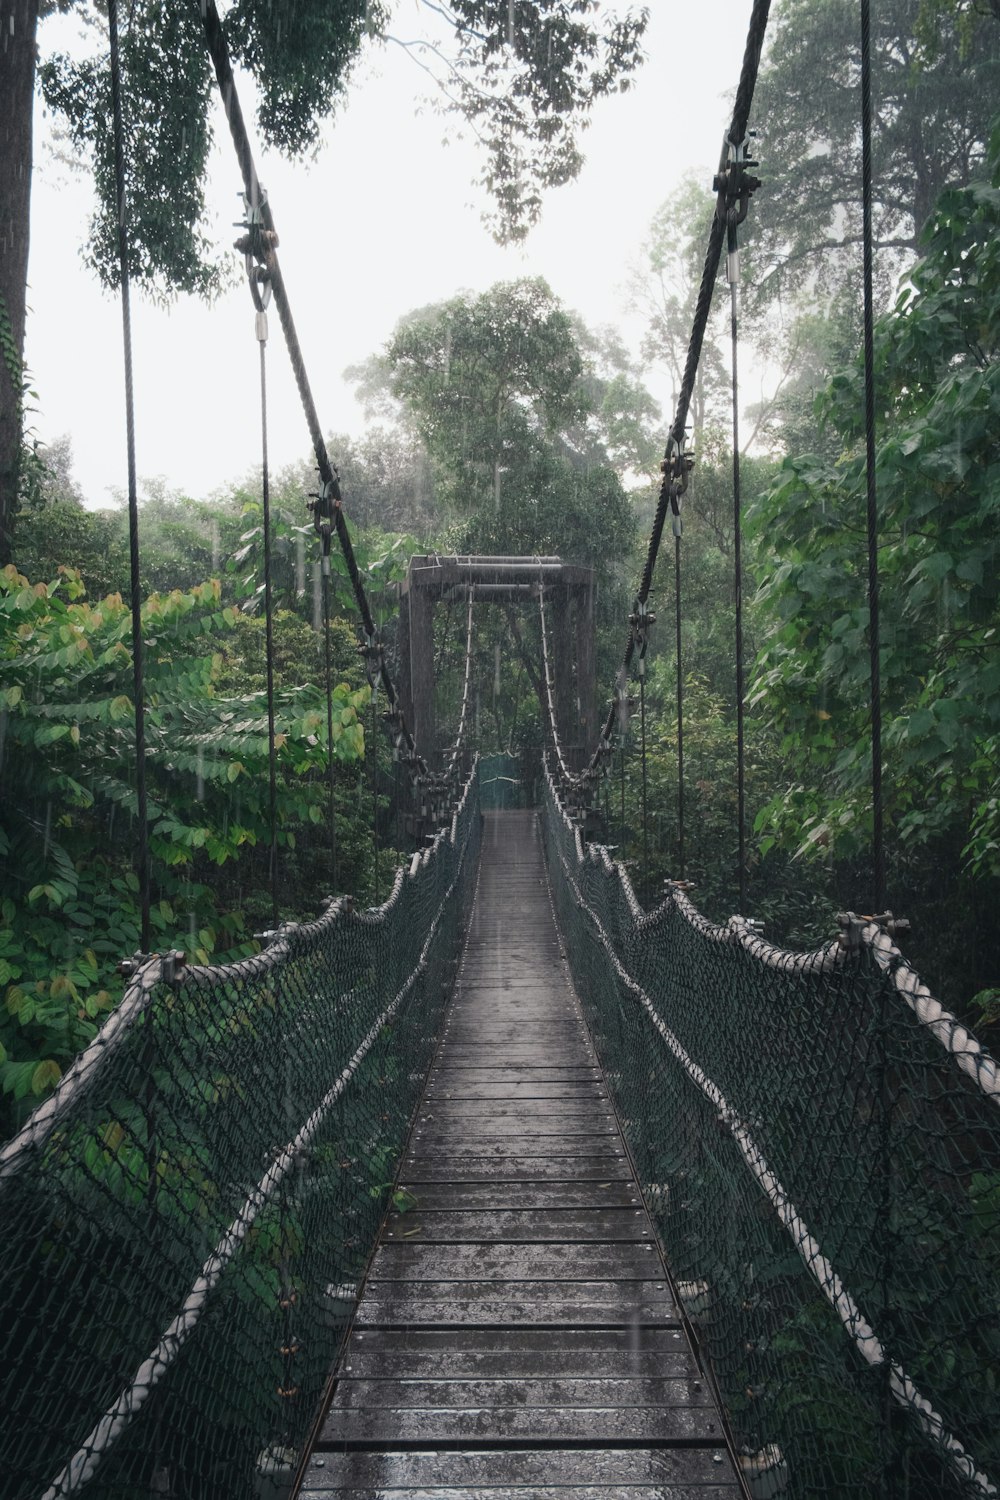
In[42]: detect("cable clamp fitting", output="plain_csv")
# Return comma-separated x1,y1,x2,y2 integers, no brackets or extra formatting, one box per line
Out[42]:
629,597,656,673
662,434,694,537
234,188,277,318
713,134,761,282
360,629,384,690
838,910,910,948
613,673,637,733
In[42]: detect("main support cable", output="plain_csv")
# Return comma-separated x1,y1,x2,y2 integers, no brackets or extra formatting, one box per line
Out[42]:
724,146,756,915
245,249,281,928
860,0,885,912
589,0,768,780
200,1,426,783
537,587,575,787
108,0,150,953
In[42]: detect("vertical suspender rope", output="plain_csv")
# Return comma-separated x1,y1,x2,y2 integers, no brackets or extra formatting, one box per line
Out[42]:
108,0,150,954
860,0,885,913
252,280,280,929
860,3,892,1481
371,692,379,904
674,535,686,881
639,672,649,904
320,557,339,891
620,740,626,857
728,221,748,915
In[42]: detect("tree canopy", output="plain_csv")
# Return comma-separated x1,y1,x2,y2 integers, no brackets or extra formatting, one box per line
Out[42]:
747,0,1000,310
0,0,647,563
749,120,1000,879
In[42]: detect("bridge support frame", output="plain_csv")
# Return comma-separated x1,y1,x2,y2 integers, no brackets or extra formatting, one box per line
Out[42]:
398,555,597,768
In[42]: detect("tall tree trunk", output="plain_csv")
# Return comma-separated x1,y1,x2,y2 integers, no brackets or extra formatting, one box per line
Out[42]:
0,0,39,566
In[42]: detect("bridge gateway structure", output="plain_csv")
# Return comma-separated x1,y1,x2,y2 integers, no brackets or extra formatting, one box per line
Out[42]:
397,554,598,770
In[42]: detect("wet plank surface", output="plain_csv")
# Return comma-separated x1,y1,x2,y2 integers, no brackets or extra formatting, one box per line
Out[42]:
302,810,739,1497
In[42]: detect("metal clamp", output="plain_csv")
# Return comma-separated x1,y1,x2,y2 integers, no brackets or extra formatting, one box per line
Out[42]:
838,910,910,948
629,597,656,674
360,629,384,690
713,134,761,282
159,950,188,984
662,433,694,537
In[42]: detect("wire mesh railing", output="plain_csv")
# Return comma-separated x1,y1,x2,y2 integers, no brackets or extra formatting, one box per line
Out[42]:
0,765,481,1500
542,762,1000,1500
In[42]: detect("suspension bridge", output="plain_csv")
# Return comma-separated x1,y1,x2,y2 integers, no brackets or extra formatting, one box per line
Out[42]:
2,0,999,1496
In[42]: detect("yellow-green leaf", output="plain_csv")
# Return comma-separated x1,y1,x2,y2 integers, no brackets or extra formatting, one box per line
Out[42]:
31,1059,62,1095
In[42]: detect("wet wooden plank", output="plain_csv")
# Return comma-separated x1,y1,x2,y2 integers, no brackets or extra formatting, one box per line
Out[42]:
413,1120,617,1140
382,1209,652,1242
424,1083,607,1101
302,1488,738,1499
300,1448,738,1490
355,1291,677,1328
396,1181,642,1210
330,1377,714,1411
340,1329,698,1380
321,1405,723,1445
400,1155,629,1182
368,1242,660,1281
428,1067,602,1082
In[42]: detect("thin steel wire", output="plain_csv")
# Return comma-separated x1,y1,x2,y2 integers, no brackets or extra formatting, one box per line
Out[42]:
108,0,150,953
259,336,279,927
729,246,748,914
860,0,885,912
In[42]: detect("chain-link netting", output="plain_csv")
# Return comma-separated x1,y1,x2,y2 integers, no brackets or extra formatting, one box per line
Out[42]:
0,768,481,1500
542,763,1000,1500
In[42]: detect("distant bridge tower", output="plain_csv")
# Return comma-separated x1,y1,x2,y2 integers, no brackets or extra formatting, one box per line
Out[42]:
398,555,596,768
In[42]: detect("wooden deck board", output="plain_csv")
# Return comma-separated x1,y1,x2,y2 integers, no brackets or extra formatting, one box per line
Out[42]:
301,809,739,1498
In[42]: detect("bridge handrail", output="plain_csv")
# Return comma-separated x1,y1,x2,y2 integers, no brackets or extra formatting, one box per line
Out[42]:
0,763,482,1499
543,759,1000,1498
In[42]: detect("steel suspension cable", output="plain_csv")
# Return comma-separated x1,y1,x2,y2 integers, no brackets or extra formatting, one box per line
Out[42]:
371,692,379,904
200,0,426,779
320,565,338,891
728,225,748,915
259,343,279,926
675,535,686,881
108,0,150,953
591,0,770,773
537,588,574,785
639,671,649,902
860,0,885,913
442,587,476,779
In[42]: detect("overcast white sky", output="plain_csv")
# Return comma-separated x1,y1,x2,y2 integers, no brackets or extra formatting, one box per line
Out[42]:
25,2,754,509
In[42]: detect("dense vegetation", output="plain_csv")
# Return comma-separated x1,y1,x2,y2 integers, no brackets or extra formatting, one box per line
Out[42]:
2,0,999,1137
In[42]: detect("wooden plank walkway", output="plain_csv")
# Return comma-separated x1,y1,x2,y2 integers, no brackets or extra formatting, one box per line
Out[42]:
299,809,741,1498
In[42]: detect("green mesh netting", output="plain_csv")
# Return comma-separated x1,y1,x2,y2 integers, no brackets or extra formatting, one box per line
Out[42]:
542,763,1000,1500
0,769,481,1500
